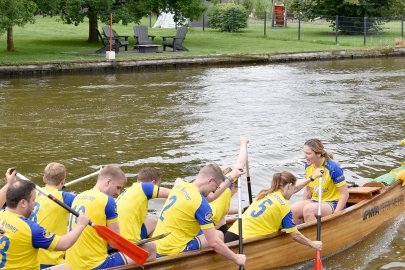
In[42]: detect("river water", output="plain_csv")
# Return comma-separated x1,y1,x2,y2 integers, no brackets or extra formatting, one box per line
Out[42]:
0,57,404,269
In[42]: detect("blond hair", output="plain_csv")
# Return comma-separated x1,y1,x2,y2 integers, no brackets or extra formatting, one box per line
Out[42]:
98,164,126,183
304,139,334,160
44,162,66,185
256,171,297,201
198,163,224,183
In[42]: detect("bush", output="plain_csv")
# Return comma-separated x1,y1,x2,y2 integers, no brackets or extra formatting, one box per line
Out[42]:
208,3,249,32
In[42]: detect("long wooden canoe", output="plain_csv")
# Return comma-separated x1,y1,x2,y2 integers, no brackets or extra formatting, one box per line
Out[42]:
111,170,405,270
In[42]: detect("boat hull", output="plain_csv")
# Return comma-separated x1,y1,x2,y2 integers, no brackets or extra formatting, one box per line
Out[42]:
113,181,404,270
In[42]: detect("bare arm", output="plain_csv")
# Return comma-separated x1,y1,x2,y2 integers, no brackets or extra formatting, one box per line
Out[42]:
54,213,90,251
290,230,322,250
302,186,312,200
157,187,171,198
203,228,246,266
206,138,249,202
0,168,17,208
335,184,349,212
107,221,120,234
294,168,324,193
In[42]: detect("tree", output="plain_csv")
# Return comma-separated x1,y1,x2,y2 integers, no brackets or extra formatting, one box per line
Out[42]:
289,0,397,34
35,0,206,43
0,0,37,51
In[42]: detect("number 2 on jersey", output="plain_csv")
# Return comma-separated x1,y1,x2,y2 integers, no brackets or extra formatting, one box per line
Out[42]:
159,196,177,221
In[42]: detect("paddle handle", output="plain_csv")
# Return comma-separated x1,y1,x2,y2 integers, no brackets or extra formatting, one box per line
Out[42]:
63,168,102,188
246,157,252,205
316,170,324,241
237,176,244,270
17,172,92,226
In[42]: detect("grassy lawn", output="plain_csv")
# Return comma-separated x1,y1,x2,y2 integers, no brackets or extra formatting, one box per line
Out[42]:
0,16,403,65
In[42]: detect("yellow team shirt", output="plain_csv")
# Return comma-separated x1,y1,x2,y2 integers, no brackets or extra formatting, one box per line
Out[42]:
116,182,159,242
29,187,75,266
228,190,297,239
0,209,60,270
153,180,214,255
65,189,118,270
209,185,232,225
306,158,347,202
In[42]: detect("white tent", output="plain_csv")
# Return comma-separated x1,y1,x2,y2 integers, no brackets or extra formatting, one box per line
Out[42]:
153,12,176,28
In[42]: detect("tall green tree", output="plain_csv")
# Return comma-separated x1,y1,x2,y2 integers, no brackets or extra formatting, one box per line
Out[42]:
0,0,37,51
35,0,206,43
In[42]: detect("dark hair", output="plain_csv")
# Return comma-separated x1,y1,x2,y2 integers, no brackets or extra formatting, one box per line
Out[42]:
256,171,297,201
304,139,334,160
137,167,161,183
6,180,36,208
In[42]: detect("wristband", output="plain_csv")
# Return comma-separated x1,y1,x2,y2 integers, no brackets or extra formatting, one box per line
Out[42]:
309,175,314,182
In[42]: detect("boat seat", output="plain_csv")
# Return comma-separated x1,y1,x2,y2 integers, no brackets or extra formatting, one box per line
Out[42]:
347,185,382,204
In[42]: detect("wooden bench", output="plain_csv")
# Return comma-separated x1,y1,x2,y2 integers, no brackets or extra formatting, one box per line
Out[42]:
137,45,160,53
347,185,383,204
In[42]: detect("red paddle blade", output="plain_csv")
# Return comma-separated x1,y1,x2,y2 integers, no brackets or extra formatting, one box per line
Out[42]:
314,250,322,270
92,224,148,266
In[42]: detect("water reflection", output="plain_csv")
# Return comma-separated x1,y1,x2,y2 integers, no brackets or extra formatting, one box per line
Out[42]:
0,57,404,268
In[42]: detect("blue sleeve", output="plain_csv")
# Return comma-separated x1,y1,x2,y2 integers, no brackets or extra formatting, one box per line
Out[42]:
195,196,214,226
25,219,56,249
141,182,155,200
281,211,296,229
329,162,346,184
62,191,76,207
105,195,118,220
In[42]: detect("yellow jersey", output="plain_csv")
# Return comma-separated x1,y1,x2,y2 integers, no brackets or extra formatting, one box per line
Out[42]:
209,185,232,225
65,189,118,270
0,209,60,270
153,180,214,255
228,190,297,239
306,158,347,202
29,187,75,266
116,182,159,242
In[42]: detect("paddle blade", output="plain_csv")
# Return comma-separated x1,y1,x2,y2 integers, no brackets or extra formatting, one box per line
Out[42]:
314,250,322,270
92,224,148,266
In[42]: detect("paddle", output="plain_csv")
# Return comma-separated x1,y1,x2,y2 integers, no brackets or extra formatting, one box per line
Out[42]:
237,176,244,270
63,167,102,189
16,172,148,266
246,151,252,205
314,170,324,270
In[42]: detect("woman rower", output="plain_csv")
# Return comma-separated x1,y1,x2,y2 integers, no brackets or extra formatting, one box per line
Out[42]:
224,171,322,251
291,139,349,224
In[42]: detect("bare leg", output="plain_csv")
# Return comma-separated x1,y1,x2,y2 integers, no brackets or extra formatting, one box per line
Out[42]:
144,216,158,237
291,200,311,224
303,202,334,222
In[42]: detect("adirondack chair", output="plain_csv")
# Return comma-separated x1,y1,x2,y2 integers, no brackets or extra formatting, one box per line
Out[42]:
161,26,189,52
95,28,116,53
133,25,156,49
101,26,129,52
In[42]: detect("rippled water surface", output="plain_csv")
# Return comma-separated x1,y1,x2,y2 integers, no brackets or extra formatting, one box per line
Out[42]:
0,57,404,269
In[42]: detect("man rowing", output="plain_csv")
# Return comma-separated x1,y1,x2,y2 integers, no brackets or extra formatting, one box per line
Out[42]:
0,168,89,270
116,167,170,254
65,164,153,269
29,162,76,269
152,139,248,267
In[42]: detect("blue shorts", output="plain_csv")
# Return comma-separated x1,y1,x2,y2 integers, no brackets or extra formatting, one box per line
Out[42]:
141,223,148,239
156,237,202,258
311,200,339,212
92,252,127,269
